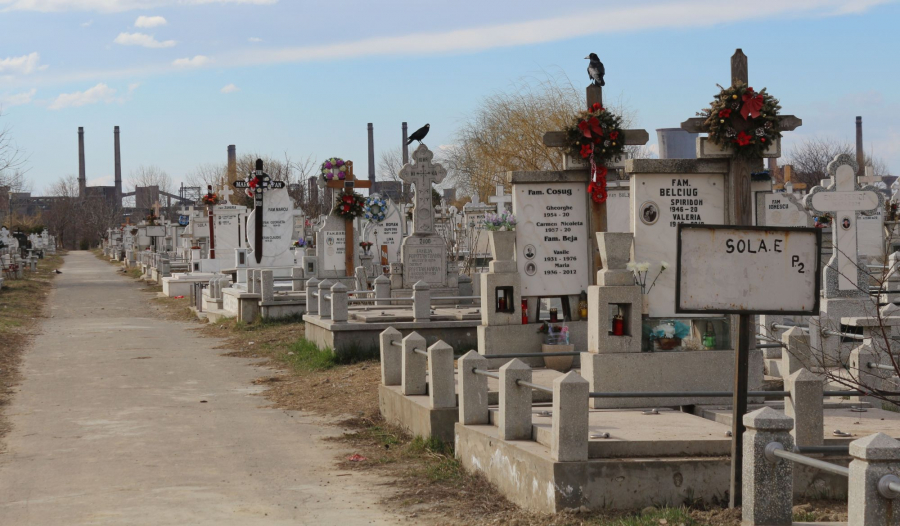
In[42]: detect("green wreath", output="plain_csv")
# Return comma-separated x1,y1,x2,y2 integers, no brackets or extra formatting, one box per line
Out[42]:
563,102,626,166
333,188,365,219
702,82,781,158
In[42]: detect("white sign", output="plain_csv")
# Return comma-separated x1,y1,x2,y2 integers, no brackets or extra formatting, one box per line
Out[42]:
632,173,726,317
146,225,166,237
858,210,885,258
676,225,820,314
514,182,590,296
213,206,246,256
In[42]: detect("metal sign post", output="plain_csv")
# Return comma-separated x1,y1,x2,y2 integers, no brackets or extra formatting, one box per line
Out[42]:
675,224,821,506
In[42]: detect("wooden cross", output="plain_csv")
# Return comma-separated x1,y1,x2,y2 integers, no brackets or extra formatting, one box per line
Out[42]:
679,49,803,509
325,161,371,276
206,185,216,259
542,83,649,271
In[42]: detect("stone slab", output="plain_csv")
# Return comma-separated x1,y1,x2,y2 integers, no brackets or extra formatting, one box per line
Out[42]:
378,384,457,444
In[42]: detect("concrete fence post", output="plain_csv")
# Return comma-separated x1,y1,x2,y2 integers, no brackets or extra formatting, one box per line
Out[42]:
306,277,320,315
427,340,455,409
848,341,889,407
401,331,427,396
379,327,402,386
781,326,812,380
458,351,489,425
742,407,794,526
291,266,303,292
412,280,431,322
330,282,348,322
246,269,257,294
374,275,391,306
551,371,589,462
261,270,275,303
849,433,900,526
317,279,333,319
784,368,823,448
499,359,532,441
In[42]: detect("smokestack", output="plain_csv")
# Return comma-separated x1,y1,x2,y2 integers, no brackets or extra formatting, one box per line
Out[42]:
367,123,375,184
855,116,864,176
114,126,122,203
402,122,409,164
78,127,86,198
227,145,237,181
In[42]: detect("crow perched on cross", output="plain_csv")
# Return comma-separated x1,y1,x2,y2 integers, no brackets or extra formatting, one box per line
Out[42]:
406,123,430,145
585,53,605,87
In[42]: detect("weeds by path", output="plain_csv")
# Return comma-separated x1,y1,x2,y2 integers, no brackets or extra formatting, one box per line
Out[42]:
0,251,66,449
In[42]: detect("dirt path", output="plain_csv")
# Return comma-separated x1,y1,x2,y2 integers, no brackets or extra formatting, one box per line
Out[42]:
0,252,402,525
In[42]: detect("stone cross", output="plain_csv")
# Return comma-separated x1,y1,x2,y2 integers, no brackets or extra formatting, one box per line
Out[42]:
488,183,512,212
399,144,447,236
324,161,371,276
218,182,235,205
858,165,881,186
807,154,881,293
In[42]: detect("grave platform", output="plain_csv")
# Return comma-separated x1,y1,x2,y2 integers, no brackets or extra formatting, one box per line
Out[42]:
161,272,217,298
304,309,480,357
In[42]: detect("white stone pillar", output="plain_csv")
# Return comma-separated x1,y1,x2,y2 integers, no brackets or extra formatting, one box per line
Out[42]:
330,282,348,322
374,275,391,306
427,340,455,409
499,359,532,441
551,371,589,462
379,327,402,386
401,331,427,396
458,351,489,425
317,279,332,319
784,368,823,447
260,270,274,303
848,433,900,526
412,280,430,322
306,277,320,315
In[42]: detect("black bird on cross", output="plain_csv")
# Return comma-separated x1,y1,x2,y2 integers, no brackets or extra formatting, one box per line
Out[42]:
406,123,430,145
585,53,605,87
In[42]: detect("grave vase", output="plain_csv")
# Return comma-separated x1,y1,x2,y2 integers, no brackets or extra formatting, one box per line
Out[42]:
488,230,516,263
641,295,649,316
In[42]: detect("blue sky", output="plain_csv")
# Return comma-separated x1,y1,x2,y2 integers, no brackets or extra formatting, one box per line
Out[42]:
0,0,898,194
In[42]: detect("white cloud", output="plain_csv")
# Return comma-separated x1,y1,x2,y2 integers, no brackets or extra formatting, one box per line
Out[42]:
220,83,239,93
87,174,112,186
227,0,897,65
48,82,116,109
0,88,36,106
172,55,210,68
0,52,45,75
134,15,166,27
248,37,262,43
114,32,176,48
128,82,140,93
0,0,278,12
80,19,91,26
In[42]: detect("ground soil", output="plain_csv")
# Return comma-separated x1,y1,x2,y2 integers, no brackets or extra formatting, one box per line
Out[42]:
118,256,849,526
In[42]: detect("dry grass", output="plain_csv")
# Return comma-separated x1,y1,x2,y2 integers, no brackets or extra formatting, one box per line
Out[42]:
0,251,66,448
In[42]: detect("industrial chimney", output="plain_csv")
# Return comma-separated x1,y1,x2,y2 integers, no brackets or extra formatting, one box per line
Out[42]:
856,116,864,176
367,123,375,185
401,122,409,164
227,145,237,181
114,126,122,203
78,127,86,198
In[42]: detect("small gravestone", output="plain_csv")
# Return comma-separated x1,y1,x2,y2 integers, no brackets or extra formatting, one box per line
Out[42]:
364,198,403,273
757,192,813,228
488,183,512,212
316,214,351,278
244,181,296,268
399,144,449,288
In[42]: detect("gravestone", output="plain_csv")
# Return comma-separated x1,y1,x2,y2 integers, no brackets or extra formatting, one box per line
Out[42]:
857,167,885,259
462,200,495,256
364,198,403,273
757,192,813,228
606,183,631,233
398,144,449,289
245,184,297,268
316,214,353,278
513,178,591,296
630,166,727,318
805,154,882,295
488,183,512,212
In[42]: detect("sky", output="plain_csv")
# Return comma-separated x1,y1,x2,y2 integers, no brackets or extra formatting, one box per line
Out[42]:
0,0,898,195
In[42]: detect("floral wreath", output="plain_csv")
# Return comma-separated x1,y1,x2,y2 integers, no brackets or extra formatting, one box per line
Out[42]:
201,193,219,206
564,102,626,204
701,82,781,158
321,157,347,181
363,196,387,222
244,174,261,198
333,188,365,219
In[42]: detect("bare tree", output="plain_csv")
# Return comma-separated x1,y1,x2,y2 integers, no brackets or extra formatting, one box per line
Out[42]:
444,71,640,203
785,137,889,187
128,164,172,194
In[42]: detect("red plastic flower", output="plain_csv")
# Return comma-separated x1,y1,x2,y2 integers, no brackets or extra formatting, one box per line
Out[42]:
609,131,619,141
735,131,753,146
718,108,732,118
342,204,350,212
595,165,608,178
591,103,603,112
248,177,259,188
760,137,766,143
580,144,592,159
342,194,354,203
577,120,591,138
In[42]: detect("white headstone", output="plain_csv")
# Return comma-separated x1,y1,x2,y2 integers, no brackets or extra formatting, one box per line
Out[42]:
365,199,403,271
245,186,296,267
632,172,726,318
488,183,512,212
606,184,632,233
514,182,590,296
399,144,449,288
